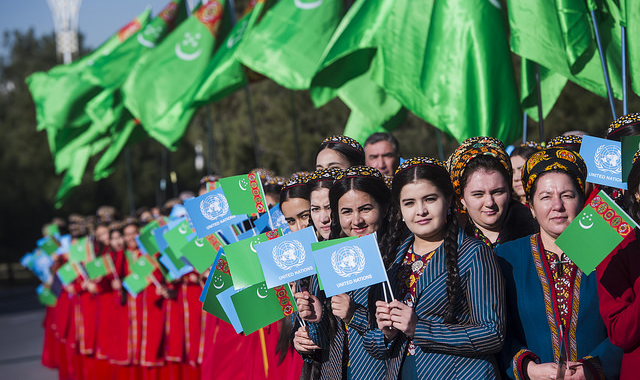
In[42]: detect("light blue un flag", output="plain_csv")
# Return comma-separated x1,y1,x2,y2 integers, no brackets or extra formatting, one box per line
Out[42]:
580,135,626,189
185,188,248,238
256,226,317,289
312,233,388,298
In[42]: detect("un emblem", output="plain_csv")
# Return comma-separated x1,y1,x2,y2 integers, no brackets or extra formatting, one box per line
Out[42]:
272,240,305,270
594,144,621,174
331,246,365,277
200,193,229,221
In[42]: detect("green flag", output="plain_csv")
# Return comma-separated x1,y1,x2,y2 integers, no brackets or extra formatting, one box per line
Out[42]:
218,173,268,215
604,0,640,96
192,0,266,105
122,255,157,296
202,254,234,323
520,59,568,122
57,262,84,286
84,255,115,280
236,0,344,90
39,236,60,256
556,190,638,274
138,221,161,255
163,219,194,255
231,281,297,335
224,230,282,289
37,285,58,307
83,0,188,89
179,236,219,273
122,0,232,149
68,236,94,263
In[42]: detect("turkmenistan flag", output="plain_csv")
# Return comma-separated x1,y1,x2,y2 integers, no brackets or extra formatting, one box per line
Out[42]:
231,281,297,335
179,236,218,273
218,173,268,215
26,8,150,131
83,0,188,89
57,262,84,286
37,236,60,256
603,0,639,96
520,59,568,122
84,255,115,280
163,218,194,255
68,237,94,263
192,0,266,105
224,230,282,290
37,284,58,307
202,253,234,323
556,190,638,274
236,0,344,90
122,255,157,296
122,0,232,149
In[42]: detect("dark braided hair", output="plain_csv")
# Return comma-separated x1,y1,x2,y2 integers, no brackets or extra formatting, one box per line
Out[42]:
382,163,461,324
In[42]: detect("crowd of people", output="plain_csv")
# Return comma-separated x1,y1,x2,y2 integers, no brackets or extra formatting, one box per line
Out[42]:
36,112,640,380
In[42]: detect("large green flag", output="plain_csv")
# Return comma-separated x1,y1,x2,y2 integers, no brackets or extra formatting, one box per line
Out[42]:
54,146,91,208
122,0,232,149
236,0,344,90
83,0,188,89
26,8,151,132
192,0,267,105
520,59,568,123
603,0,640,96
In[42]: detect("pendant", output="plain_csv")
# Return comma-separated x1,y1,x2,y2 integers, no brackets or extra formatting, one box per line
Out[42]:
411,260,424,272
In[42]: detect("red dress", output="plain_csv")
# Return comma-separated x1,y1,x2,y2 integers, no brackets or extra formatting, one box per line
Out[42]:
182,276,206,379
138,254,167,380
598,230,640,380
163,278,184,380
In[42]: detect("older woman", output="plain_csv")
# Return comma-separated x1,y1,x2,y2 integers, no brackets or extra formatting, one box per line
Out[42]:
496,148,622,379
449,137,538,248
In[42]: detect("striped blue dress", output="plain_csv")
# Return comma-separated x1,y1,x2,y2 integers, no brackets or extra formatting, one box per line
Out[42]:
364,231,506,379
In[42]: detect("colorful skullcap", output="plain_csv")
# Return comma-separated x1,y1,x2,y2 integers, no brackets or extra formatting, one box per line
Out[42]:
521,148,587,197
448,136,511,197
200,174,220,185
265,176,286,187
123,217,138,228
383,175,393,189
291,171,311,179
334,166,383,182
606,113,640,139
283,175,308,191
520,141,542,149
633,150,640,165
320,135,364,156
109,221,123,232
396,156,448,175
307,167,342,184
251,168,276,184
547,135,583,151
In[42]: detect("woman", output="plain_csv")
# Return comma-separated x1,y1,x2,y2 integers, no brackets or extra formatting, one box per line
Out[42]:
496,148,622,379
597,149,640,380
449,136,538,248
264,176,286,209
280,176,311,233
510,142,542,205
297,166,391,379
368,157,505,379
547,135,583,152
315,135,365,170
307,168,342,241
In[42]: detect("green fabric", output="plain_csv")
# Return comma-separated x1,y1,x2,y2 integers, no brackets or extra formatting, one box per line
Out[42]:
68,237,91,263
40,237,60,256
236,0,344,90
123,256,156,295
57,262,81,286
163,219,193,256
520,59,568,122
179,236,219,273
224,230,282,289
231,281,297,335
218,174,267,215
54,145,91,208
84,256,111,280
202,254,234,323
37,286,57,307
122,0,232,149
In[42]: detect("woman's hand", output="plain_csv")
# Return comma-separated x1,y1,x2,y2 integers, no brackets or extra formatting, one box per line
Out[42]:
86,281,98,294
525,361,559,380
331,293,355,323
293,326,320,354
375,300,398,341
111,279,122,291
388,300,418,339
564,361,591,380
294,291,322,323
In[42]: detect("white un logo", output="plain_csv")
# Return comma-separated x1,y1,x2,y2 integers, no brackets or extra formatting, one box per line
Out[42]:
272,240,305,270
331,246,365,277
200,193,229,221
594,144,621,174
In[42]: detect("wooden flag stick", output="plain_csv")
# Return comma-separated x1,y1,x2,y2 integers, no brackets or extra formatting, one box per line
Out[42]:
259,328,269,378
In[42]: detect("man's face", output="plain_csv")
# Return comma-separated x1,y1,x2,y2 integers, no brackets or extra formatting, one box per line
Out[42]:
365,140,399,176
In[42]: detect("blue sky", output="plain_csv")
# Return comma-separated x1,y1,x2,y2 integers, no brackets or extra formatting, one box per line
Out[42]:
0,0,195,57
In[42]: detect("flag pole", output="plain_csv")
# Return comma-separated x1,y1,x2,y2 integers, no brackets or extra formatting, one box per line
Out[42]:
589,9,617,119
435,129,445,161
535,64,545,142
290,90,302,172
621,25,628,115
243,86,262,168
522,112,528,142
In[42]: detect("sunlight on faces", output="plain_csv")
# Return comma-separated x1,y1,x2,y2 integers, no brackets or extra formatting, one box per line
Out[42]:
338,190,385,237
461,169,510,233
399,180,450,242
365,140,398,176
310,188,332,240
123,224,139,251
315,148,351,170
95,225,110,247
110,230,125,252
510,155,527,201
281,198,311,233
530,172,582,240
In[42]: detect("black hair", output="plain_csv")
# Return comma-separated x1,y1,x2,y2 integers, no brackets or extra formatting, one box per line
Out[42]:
279,184,311,205
316,142,365,168
328,176,391,240
606,123,640,141
364,132,400,156
510,145,540,160
460,155,511,195
624,161,640,226
381,165,460,324
307,180,334,241
264,183,284,198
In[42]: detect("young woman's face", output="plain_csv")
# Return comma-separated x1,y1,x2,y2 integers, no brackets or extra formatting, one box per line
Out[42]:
399,180,450,242
338,190,385,237
530,172,582,240
281,198,311,233
123,224,139,250
316,148,351,170
461,169,510,232
95,225,110,246
110,230,125,251
310,188,332,240
510,155,527,201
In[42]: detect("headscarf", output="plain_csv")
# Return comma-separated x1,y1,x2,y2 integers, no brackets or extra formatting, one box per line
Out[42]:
334,166,383,183
307,167,342,184
396,156,448,176
606,113,640,139
634,150,640,166
282,175,308,192
320,135,365,157
265,176,286,187
521,148,587,198
251,168,277,185
520,141,542,150
547,135,583,152
448,136,511,197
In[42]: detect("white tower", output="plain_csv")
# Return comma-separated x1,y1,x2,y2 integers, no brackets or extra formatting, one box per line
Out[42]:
47,0,82,64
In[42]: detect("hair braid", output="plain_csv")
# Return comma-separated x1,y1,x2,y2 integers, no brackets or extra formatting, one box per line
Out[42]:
443,213,460,324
